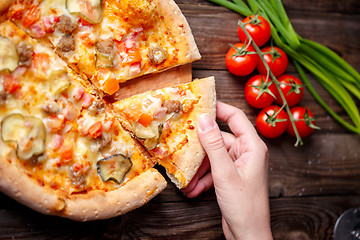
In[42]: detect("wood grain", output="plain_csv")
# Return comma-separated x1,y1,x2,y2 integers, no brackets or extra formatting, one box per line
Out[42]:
1,192,359,240
178,3,360,71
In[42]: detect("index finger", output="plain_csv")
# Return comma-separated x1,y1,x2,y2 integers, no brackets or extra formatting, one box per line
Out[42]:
216,101,258,139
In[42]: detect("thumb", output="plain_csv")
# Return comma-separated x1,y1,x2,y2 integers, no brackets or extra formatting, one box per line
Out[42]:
197,114,238,181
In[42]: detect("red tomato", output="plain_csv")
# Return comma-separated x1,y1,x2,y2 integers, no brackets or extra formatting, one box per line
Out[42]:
244,75,276,109
257,46,288,77
238,15,271,47
22,5,41,28
225,43,258,76
275,74,304,106
287,107,318,138
256,105,288,138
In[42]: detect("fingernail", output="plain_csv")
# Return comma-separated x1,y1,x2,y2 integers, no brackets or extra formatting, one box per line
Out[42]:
198,113,215,132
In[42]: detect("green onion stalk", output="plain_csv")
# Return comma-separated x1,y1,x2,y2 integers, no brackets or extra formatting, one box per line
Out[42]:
208,0,360,135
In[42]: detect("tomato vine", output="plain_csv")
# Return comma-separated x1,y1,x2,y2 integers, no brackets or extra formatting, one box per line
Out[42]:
237,20,304,146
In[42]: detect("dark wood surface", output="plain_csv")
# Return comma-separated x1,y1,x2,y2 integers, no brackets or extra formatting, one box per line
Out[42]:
1,0,360,239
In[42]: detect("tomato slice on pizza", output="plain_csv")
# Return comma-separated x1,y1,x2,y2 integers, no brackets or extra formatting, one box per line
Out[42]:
4,0,200,95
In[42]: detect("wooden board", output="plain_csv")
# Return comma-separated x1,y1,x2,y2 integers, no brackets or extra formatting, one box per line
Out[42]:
112,63,193,101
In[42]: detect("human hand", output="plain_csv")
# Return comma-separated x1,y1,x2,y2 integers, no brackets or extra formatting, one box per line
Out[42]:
182,101,272,240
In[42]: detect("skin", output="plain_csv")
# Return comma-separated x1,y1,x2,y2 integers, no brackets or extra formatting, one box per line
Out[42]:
182,101,273,240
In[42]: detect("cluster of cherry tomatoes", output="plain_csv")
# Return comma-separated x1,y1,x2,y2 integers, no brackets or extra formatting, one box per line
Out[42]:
226,15,318,139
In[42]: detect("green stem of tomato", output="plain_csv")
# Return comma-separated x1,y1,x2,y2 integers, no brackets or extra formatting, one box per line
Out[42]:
238,21,303,146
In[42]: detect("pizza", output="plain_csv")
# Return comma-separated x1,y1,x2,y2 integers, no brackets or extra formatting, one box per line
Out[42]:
0,0,216,221
113,78,216,188
3,0,201,95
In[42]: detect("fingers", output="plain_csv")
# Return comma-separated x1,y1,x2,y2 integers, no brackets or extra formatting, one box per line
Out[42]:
216,101,258,140
182,157,210,195
221,131,236,151
197,113,239,182
183,172,213,198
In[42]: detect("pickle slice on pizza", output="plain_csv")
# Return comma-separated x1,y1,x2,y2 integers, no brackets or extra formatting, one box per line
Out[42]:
4,0,200,95
113,77,216,188
0,21,167,221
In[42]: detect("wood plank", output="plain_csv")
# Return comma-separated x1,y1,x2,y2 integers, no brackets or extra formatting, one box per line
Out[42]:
111,64,193,101
266,134,360,197
270,195,360,240
176,0,360,14
177,3,360,72
0,194,359,239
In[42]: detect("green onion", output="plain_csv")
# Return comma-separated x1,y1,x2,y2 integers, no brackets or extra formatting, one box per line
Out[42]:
300,38,360,83
294,61,360,134
208,0,253,16
298,43,358,85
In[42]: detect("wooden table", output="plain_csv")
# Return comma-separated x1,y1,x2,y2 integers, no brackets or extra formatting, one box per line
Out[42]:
1,0,360,239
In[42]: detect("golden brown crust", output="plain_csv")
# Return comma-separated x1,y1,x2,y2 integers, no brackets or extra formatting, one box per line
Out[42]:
0,152,166,221
0,152,67,216
62,168,167,221
0,0,13,13
157,0,201,63
160,77,216,189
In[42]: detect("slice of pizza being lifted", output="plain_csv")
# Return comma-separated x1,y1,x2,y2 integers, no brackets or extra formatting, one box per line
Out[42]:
4,0,201,95
0,21,167,221
113,77,216,189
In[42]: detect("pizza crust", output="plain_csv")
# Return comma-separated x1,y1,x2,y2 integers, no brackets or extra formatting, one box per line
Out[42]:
0,153,67,216
157,0,201,63
0,152,167,221
63,168,167,221
0,0,12,13
160,77,216,189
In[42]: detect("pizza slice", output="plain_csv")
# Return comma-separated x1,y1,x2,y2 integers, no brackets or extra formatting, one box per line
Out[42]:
4,0,200,95
0,20,167,221
113,77,216,189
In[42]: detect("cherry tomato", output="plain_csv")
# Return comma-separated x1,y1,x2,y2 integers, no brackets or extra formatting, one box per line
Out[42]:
275,74,304,106
225,43,258,76
256,105,288,138
238,15,271,47
257,46,288,77
287,107,318,138
244,74,276,108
